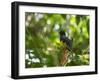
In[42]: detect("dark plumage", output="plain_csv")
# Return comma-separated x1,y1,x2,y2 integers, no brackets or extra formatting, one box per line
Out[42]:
59,31,72,51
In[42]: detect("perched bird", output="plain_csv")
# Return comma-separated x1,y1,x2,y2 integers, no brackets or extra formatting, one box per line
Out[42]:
59,31,73,66
59,31,72,51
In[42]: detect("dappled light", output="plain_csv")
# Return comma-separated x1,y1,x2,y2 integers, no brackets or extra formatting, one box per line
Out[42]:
25,12,90,68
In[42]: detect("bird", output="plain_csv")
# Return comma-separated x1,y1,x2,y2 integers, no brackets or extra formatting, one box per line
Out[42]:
59,31,72,51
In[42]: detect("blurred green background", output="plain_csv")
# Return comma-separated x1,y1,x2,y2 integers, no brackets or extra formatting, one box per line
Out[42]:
25,12,90,68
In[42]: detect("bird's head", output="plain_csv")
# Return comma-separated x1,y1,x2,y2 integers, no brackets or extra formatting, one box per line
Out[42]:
59,31,66,36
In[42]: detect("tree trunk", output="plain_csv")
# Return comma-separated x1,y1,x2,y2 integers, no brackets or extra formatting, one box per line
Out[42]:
60,48,68,66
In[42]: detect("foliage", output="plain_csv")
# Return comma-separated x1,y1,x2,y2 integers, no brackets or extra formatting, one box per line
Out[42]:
25,12,89,68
